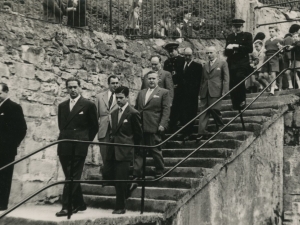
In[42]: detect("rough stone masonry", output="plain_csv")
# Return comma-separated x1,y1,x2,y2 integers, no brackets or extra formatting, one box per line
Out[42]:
0,12,226,206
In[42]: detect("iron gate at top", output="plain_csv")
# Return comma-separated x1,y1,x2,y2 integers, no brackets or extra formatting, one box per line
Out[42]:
0,0,235,39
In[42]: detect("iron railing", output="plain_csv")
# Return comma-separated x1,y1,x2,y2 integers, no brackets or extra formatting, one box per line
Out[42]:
0,0,235,39
0,46,292,220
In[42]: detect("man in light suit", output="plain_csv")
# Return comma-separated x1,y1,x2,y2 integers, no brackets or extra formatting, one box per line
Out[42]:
56,77,98,217
0,83,27,211
95,76,119,174
142,56,174,106
197,46,229,138
135,71,170,178
102,86,143,214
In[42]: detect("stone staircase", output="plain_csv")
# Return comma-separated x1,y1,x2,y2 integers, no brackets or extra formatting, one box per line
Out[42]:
81,90,300,217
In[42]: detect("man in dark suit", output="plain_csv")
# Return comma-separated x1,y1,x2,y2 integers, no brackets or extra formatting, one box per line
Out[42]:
225,19,253,110
56,78,98,217
102,86,143,214
163,43,186,132
142,56,174,106
182,10,204,38
181,47,202,141
95,76,119,174
197,46,229,138
0,83,27,211
135,71,170,178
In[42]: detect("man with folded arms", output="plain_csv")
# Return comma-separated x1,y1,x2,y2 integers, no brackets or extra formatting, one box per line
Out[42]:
134,71,170,178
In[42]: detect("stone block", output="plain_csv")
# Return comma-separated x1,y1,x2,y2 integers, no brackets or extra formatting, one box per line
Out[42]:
84,59,99,72
13,159,29,179
9,180,23,205
36,70,56,82
22,181,47,202
0,62,9,78
294,109,300,127
21,102,51,118
28,159,57,179
40,83,60,96
31,119,59,142
61,53,83,69
285,111,294,127
98,73,108,87
14,62,35,79
21,45,45,65
27,80,41,91
27,92,56,105
77,70,88,80
107,49,126,60
82,81,95,91
43,145,58,160
61,72,73,80
98,58,113,74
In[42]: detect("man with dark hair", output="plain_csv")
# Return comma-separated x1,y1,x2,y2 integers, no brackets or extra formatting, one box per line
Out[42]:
56,77,98,217
181,47,202,141
142,56,174,106
103,86,143,214
0,83,27,211
95,75,120,175
163,43,186,132
135,72,170,178
225,19,253,110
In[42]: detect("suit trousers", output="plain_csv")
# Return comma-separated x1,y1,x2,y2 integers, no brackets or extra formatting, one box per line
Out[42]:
99,125,111,174
0,151,15,208
133,133,165,177
229,67,247,109
102,156,130,210
182,97,198,137
198,94,224,134
59,155,86,209
169,94,183,132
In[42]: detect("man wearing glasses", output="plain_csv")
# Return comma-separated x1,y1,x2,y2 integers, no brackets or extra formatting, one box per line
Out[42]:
141,55,174,106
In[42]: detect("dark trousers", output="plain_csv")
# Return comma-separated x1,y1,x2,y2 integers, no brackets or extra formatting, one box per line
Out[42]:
133,133,165,177
169,96,184,132
99,126,111,175
182,98,198,137
198,94,223,134
59,155,86,209
102,157,130,210
229,67,247,109
0,152,15,208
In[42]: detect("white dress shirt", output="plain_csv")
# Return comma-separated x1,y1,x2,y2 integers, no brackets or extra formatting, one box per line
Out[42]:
118,102,128,122
0,97,9,108
70,95,81,111
210,58,217,66
145,87,156,104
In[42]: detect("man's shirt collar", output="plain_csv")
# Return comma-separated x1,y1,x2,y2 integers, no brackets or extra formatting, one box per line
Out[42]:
0,97,9,108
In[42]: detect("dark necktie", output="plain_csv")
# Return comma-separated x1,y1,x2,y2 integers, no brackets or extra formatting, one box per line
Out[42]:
109,93,113,109
118,108,123,122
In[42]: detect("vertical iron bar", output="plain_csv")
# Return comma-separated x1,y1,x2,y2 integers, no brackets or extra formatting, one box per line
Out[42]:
151,0,154,38
67,149,75,219
140,148,146,214
110,0,112,34
141,0,144,37
294,51,296,88
118,0,120,34
239,109,246,131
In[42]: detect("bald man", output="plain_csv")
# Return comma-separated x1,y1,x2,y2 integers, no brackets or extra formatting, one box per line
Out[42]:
197,47,229,138
181,48,202,141
142,56,174,106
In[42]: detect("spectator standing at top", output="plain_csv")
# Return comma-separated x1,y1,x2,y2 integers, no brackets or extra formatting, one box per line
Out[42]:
126,0,141,36
225,19,253,110
42,0,65,23
67,0,87,27
182,10,204,38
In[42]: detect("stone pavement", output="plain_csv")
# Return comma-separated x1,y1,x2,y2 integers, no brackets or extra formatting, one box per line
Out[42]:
0,204,163,225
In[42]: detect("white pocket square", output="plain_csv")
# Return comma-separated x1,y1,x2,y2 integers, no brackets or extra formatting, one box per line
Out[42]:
123,119,128,123
153,95,160,98
79,111,84,115
0,113,4,115
217,68,221,70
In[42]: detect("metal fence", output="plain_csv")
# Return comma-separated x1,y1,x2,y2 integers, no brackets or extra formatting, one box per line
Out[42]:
0,0,235,39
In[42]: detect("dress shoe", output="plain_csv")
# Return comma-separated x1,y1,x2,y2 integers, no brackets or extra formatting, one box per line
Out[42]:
126,183,138,199
73,204,87,213
239,101,246,110
55,209,70,217
112,209,126,214
183,135,191,142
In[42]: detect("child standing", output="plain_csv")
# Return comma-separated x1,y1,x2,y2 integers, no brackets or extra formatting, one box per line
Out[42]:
252,40,268,91
291,33,300,88
262,26,283,95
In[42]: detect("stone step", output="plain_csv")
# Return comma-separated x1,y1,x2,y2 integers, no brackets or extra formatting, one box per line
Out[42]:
82,184,189,201
222,108,276,118
180,123,261,133
146,157,224,168
166,132,252,141
83,195,177,213
162,148,233,158
166,139,242,149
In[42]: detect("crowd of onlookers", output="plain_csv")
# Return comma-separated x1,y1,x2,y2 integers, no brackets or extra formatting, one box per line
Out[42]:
247,24,300,95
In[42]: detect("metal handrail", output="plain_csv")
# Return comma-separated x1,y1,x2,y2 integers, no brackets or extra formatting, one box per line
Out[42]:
254,0,300,9
0,46,289,220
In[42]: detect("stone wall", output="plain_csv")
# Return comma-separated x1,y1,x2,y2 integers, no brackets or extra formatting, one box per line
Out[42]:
168,117,284,225
0,12,226,206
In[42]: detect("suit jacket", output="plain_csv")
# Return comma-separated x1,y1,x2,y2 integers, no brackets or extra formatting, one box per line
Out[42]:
200,58,230,99
182,61,202,101
0,99,27,155
108,105,143,161
95,90,118,139
57,96,98,156
141,69,174,104
135,87,170,133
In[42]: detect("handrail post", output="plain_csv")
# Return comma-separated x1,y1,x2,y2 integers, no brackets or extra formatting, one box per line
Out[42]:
110,0,112,34
151,0,154,39
67,149,75,219
140,148,146,214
